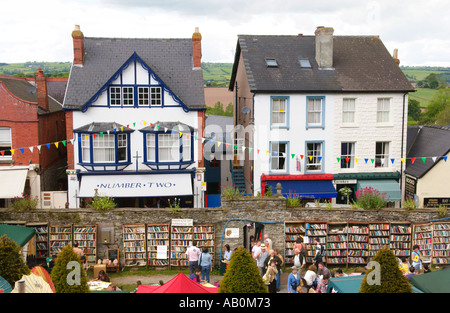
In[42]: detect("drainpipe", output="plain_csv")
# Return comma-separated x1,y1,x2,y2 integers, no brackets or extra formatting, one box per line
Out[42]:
400,92,407,203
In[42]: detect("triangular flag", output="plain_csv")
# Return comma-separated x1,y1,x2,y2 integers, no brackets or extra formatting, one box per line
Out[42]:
291,153,295,159
133,122,136,127
0,151,4,156
85,135,89,141
218,142,221,147
55,142,59,148
432,157,437,163
234,145,237,150
157,125,160,130
100,132,103,137
78,136,81,142
93,134,96,139
381,158,385,165
143,121,147,125
150,123,153,127
46,144,50,150
401,158,405,164
355,158,359,163
364,158,369,164
226,143,229,148
19,148,24,154
308,155,313,161
257,149,260,154
194,135,198,140
411,158,416,164
390,158,395,164
62,140,66,147
127,124,129,129
114,128,117,133
69,139,74,144
187,134,190,139
29,147,34,153
337,157,341,163
443,156,448,162
265,150,269,155
318,156,322,162
37,145,41,151
179,132,183,138
107,130,110,135
120,126,123,132
248,148,253,152
209,140,213,145
345,158,350,164
274,151,278,156
201,138,205,143
242,147,246,152
300,155,304,160
10,149,14,155
370,159,375,164
171,130,175,135
421,157,426,164
165,127,168,133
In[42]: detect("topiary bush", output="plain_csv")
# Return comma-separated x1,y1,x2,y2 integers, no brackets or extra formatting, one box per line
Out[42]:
218,246,268,293
50,244,90,293
0,235,31,286
359,247,412,293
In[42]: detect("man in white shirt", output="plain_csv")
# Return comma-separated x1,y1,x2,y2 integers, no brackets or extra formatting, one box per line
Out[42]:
252,240,261,262
255,244,269,276
186,240,201,274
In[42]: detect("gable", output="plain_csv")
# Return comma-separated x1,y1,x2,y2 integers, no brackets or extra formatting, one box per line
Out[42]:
63,37,205,111
78,52,191,112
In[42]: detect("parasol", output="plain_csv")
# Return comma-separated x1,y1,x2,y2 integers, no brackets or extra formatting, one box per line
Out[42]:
31,266,56,293
0,275,13,293
11,273,54,293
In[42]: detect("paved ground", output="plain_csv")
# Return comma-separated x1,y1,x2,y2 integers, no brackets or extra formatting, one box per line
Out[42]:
104,271,291,293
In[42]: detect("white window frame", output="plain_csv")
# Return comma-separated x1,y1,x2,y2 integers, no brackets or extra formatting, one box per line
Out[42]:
92,134,115,163
158,133,179,162
182,134,191,161
375,141,389,168
146,134,156,162
122,87,134,106
150,87,162,106
138,87,149,106
271,97,288,128
270,142,287,172
342,98,356,124
306,142,322,172
80,134,90,163
377,98,390,123
0,127,12,160
307,97,323,127
117,134,127,162
109,87,121,106
341,142,355,169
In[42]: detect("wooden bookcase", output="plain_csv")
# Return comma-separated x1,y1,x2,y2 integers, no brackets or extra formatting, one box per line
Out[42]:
170,225,193,267
28,222,49,264
347,222,369,265
305,222,327,263
122,224,146,267
49,225,73,255
73,224,97,268
389,222,411,258
146,223,170,267
326,223,348,265
368,222,390,260
284,221,306,265
432,221,449,265
193,224,215,264
412,223,433,264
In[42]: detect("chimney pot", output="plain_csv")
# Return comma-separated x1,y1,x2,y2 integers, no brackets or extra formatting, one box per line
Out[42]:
315,26,334,68
35,69,49,112
72,25,85,65
393,48,400,65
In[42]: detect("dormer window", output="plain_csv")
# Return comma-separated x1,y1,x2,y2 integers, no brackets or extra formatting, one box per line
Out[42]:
299,59,311,68
265,58,278,67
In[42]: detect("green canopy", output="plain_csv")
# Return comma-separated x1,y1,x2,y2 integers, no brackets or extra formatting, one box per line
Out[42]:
410,268,450,293
327,275,423,293
0,224,35,247
356,179,401,201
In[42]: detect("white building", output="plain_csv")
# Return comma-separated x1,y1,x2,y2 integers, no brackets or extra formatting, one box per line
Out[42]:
63,26,206,208
229,27,414,206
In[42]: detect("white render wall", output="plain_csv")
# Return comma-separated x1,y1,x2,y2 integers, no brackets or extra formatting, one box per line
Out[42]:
252,92,408,195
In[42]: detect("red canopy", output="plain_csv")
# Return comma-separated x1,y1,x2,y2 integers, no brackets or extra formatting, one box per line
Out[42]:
136,273,217,293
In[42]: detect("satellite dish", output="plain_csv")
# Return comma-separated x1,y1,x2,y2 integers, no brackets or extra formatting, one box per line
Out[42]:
27,87,37,95
241,107,251,115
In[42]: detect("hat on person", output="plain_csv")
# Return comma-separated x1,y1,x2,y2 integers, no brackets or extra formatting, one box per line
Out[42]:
260,244,266,249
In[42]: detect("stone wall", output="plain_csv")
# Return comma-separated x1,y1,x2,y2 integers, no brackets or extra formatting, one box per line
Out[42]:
0,196,445,267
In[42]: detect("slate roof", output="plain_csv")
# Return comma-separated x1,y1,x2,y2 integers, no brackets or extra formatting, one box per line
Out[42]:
0,76,62,114
405,125,450,178
73,122,134,133
229,35,414,93
63,37,205,110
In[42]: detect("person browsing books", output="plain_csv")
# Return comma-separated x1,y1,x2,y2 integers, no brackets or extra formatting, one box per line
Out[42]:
186,241,201,275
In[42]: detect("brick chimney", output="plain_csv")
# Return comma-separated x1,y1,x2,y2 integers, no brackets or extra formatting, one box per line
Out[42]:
393,48,400,65
35,68,49,112
72,25,85,66
315,26,334,69
192,27,202,68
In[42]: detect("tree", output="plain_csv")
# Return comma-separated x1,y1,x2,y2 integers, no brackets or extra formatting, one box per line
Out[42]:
408,98,422,122
359,248,412,293
51,244,90,293
0,235,31,287
420,88,450,124
218,246,268,293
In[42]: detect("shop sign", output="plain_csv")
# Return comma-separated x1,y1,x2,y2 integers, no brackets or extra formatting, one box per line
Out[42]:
424,198,450,208
171,219,193,227
333,179,357,185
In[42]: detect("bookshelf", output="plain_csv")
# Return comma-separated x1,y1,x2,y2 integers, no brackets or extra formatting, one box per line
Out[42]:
146,223,170,267
390,222,411,258
123,224,146,267
432,222,449,265
326,223,348,265
305,222,327,263
193,225,215,265
347,222,369,265
170,225,193,267
28,223,49,264
49,225,73,255
284,222,306,265
368,222,390,260
412,223,433,264
73,224,97,268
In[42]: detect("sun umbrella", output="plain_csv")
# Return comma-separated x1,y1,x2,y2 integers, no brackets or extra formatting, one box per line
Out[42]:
31,266,56,293
11,273,54,293
0,275,13,293
139,273,217,293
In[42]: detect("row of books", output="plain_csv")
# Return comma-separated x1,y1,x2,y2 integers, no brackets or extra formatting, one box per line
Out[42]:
369,224,390,230
50,227,72,233
123,234,145,240
147,233,169,239
123,227,146,233
74,227,96,233
147,226,169,232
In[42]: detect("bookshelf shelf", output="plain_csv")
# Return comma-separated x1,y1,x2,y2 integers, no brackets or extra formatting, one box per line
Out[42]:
49,225,73,255
27,222,49,264
123,224,146,267
284,222,306,265
432,222,449,265
170,225,193,267
413,223,433,264
326,223,348,265
73,224,97,268
368,223,390,260
193,225,215,265
146,223,170,267
305,222,327,263
347,222,369,265
389,222,411,258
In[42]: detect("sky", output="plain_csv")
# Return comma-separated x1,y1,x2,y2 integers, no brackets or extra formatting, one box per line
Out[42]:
0,0,449,66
